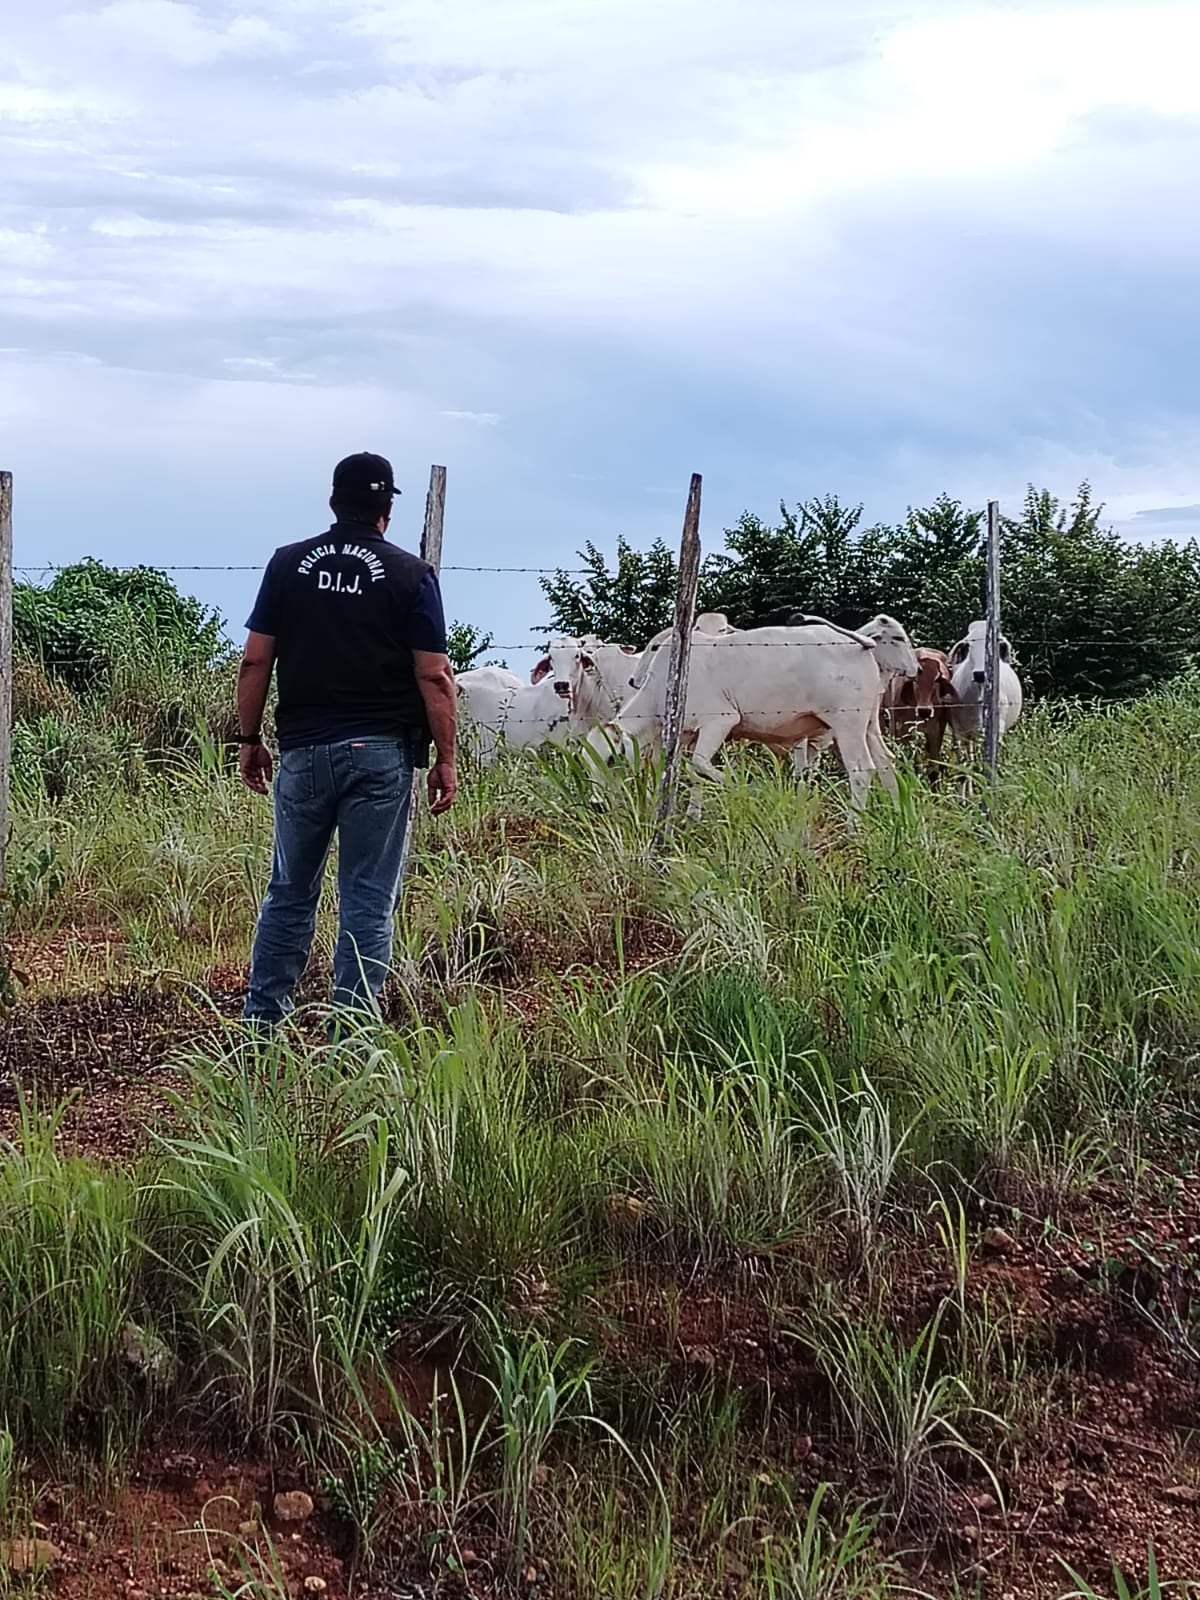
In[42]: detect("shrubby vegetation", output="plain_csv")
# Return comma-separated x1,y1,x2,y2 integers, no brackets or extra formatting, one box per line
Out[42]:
11,560,236,800
542,483,1200,700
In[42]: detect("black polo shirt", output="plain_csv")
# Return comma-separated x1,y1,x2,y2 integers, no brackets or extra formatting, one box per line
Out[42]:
246,522,447,756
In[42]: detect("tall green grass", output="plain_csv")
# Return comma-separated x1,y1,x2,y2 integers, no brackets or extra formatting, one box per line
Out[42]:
3,683,1200,1590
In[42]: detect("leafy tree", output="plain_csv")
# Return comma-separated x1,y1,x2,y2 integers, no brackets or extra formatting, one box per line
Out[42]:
999,484,1200,698
15,559,227,698
540,536,685,645
537,485,1200,700
446,620,506,674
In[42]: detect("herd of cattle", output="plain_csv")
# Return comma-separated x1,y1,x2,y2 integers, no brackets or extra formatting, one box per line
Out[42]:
455,613,1024,807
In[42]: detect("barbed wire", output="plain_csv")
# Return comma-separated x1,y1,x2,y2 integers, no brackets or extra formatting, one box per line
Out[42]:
452,637,1151,652
13,563,592,576
10,638,1167,668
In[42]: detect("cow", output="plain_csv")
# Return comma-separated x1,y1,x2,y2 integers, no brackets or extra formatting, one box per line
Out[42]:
628,612,735,692
946,621,1023,742
588,617,914,810
455,662,570,762
882,647,957,773
789,615,922,776
538,635,643,733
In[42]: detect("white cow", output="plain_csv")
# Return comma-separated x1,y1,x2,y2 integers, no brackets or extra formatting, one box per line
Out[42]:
539,636,643,733
791,614,921,775
946,620,1023,742
455,663,570,762
629,612,735,693
588,619,909,810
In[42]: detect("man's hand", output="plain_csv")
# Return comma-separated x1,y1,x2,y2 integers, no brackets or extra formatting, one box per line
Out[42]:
239,741,274,796
427,759,457,815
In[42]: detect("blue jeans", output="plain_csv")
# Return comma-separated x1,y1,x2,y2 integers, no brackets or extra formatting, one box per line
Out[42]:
245,738,415,1027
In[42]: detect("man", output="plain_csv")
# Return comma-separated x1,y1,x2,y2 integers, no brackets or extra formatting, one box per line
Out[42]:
237,451,457,1028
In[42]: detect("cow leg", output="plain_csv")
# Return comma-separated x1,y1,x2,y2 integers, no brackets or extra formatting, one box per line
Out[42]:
688,714,738,784
825,724,876,812
792,729,836,779
922,714,947,784
865,716,900,799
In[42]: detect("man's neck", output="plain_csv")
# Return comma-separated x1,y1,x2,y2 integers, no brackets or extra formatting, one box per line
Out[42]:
333,517,387,537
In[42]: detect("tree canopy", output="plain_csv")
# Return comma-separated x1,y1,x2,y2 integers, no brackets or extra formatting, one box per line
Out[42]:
540,484,1200,700
15,559,228,698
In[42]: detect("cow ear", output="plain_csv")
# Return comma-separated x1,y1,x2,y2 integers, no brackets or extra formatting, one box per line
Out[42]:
531,657,552,683
619,645,637,655
948,640,968,666
999,637,1011,661
579,652,595,673
936,678,958,702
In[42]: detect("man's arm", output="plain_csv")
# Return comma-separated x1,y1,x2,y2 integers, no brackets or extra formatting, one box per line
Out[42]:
413,649,457,815
237,631,276,795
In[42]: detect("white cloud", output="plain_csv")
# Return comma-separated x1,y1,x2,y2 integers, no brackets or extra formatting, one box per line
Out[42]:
59,1,290,67
1,0,1198,637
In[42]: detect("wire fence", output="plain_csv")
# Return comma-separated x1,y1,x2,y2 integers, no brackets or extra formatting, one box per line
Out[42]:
13,563,593,576
10,638,1154,667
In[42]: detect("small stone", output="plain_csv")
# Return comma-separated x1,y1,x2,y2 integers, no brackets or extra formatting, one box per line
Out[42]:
792,1434,812,1461
273,1491,314,1525
983,1226,1017,1255
2,1539,60,1574
303,1578,326,1595
1163,1485,1200,1506
970,1491,999,1514
523,1564,538,1586
238,1520,259,1537
460,1548,479,1568
1065,1484,1100,1524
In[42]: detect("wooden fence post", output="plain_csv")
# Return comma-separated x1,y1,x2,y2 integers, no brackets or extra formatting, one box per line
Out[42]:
982,498,1002,786
421,464,447,571
653,473,703,845
0,473,11,893
399,465,447,888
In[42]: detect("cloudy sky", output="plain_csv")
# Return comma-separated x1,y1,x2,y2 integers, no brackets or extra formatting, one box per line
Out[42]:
3,0,1198,655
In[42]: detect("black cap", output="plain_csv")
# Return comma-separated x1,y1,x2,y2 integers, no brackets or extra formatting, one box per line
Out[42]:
331,452,400,499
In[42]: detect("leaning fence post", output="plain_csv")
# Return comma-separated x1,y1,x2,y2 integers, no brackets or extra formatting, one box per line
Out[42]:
982,497,1002,787
399,465,447,888
653,473,703,846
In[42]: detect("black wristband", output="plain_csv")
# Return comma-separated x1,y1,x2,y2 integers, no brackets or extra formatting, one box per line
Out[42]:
237,734,262,745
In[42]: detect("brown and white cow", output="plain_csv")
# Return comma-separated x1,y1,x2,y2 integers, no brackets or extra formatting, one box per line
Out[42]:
883,647,957,772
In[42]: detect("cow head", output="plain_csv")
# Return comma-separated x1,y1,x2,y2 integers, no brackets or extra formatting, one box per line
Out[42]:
538,639,596,704
859,614,920,680
951,621,1012,685
914,649,954,717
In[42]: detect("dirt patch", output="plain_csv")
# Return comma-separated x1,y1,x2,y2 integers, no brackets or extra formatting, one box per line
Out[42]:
21,1452,353,1600
9,925,135,997
0,983,244,1160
